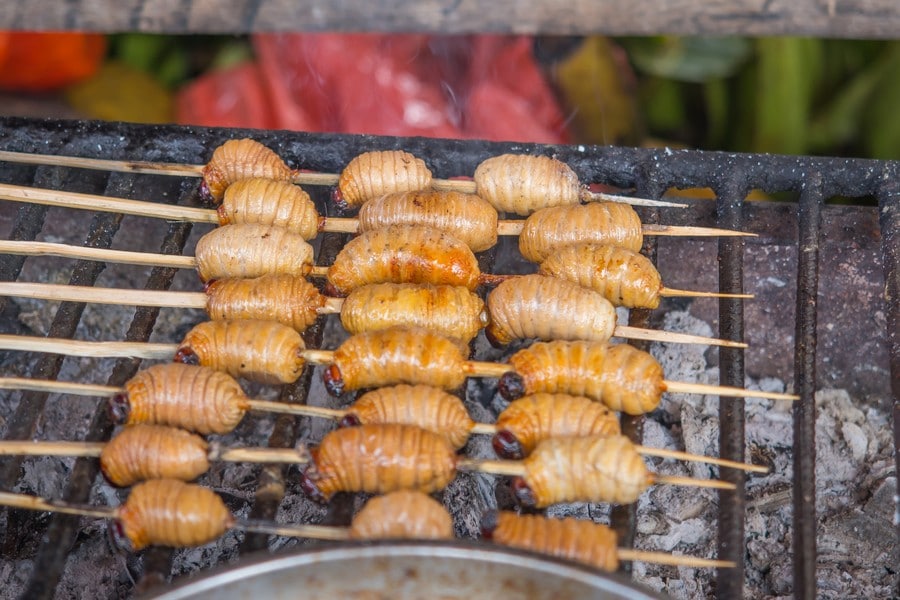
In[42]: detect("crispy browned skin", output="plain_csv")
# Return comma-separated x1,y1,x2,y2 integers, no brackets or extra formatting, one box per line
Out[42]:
121,363,248,435
337,150,432,207
202,139,292,203
100,425,209,487
357,190,498,252
473,154,581,216
340,283,486,352
116,479,234,551
539,243,662,309
518,203,643,262
302,424,458,502
327,327,467,394
217,178,319,239
504,341,666,415
206,275,326,333
494,393,621,457
176,320,306,385
347,385,475,449
349,490,453,540
327,225,481,295
484,511,619,572
194,224,314,282
485,274,617,346
521,435,652,507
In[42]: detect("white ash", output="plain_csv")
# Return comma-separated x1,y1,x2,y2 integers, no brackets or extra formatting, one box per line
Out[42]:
626,310,896,599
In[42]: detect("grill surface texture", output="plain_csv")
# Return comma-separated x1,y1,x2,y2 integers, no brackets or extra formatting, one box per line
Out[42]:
0,117,895,600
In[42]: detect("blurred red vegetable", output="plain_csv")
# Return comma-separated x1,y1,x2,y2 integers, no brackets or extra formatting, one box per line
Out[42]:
177,33,568,144
0,32,106,92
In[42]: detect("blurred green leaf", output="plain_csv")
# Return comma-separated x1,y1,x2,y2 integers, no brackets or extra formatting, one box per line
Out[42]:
115,34,171,72
703,78,728,148
622,37,752,83
210,40,254,71
752,38,822,155
640,77,686,135
862,43,900,159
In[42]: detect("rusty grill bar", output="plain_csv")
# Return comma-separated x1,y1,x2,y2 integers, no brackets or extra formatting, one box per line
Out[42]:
0,116,896,600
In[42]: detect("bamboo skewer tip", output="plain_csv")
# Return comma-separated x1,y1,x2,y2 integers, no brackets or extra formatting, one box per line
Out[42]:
616,548,736,569
652,474,736,491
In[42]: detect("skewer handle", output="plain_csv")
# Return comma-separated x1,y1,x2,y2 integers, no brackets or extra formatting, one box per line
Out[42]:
469,423,499,435
0,440,105,458
0,239,196,269
0,376,121,397
613,325,748,349
0,183,217,223
663,380,799,401
0,150,203,177
0,490,116,519
0,281,208,309
0,334,176,359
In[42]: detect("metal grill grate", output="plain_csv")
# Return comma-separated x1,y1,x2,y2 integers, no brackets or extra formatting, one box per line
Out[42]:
0,116,896,600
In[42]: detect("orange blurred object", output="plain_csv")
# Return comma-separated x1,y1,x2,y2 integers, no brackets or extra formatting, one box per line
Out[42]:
0,32,106,92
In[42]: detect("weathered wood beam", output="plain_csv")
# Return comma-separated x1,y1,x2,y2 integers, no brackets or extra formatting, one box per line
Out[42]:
1,0,898,38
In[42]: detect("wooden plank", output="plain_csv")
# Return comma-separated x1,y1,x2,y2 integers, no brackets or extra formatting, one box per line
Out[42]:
2,0,900,38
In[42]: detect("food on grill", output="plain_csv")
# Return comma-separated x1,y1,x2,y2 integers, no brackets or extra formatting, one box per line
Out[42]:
113,479,234,551
99,424,210,486
323,327,470,396
499,340,665,415
112,363,248,435
194,223,314,282
519,202,643,262
175,320,307,385
513,435,652,507
481,511,619,572
357,190,498,252
473,154,582,216
217,177,319,239
348,490,453,540
492,393,621,459
205,274,327,333
485,274,617,346
201,139,292,203
326,224,482,295
539,243,662,309
341,385,476,449
340,283,486,352
335,150,433,208
300,424,458,503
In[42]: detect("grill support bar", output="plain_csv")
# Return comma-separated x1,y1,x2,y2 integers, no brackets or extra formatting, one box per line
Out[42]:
791,175,824,600
715,177,748,599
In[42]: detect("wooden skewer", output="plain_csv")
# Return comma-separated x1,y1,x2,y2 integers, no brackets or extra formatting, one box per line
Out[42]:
0,278,747,350
615,549,735,569
0,183,749,239
0,490,737,564
0,332,797,402
0,489,349,542
455,458,736,490
0,414,767,474
660,288,753,300
0,152,688,210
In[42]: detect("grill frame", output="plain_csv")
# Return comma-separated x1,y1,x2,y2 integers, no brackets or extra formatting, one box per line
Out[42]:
0,116,896,600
